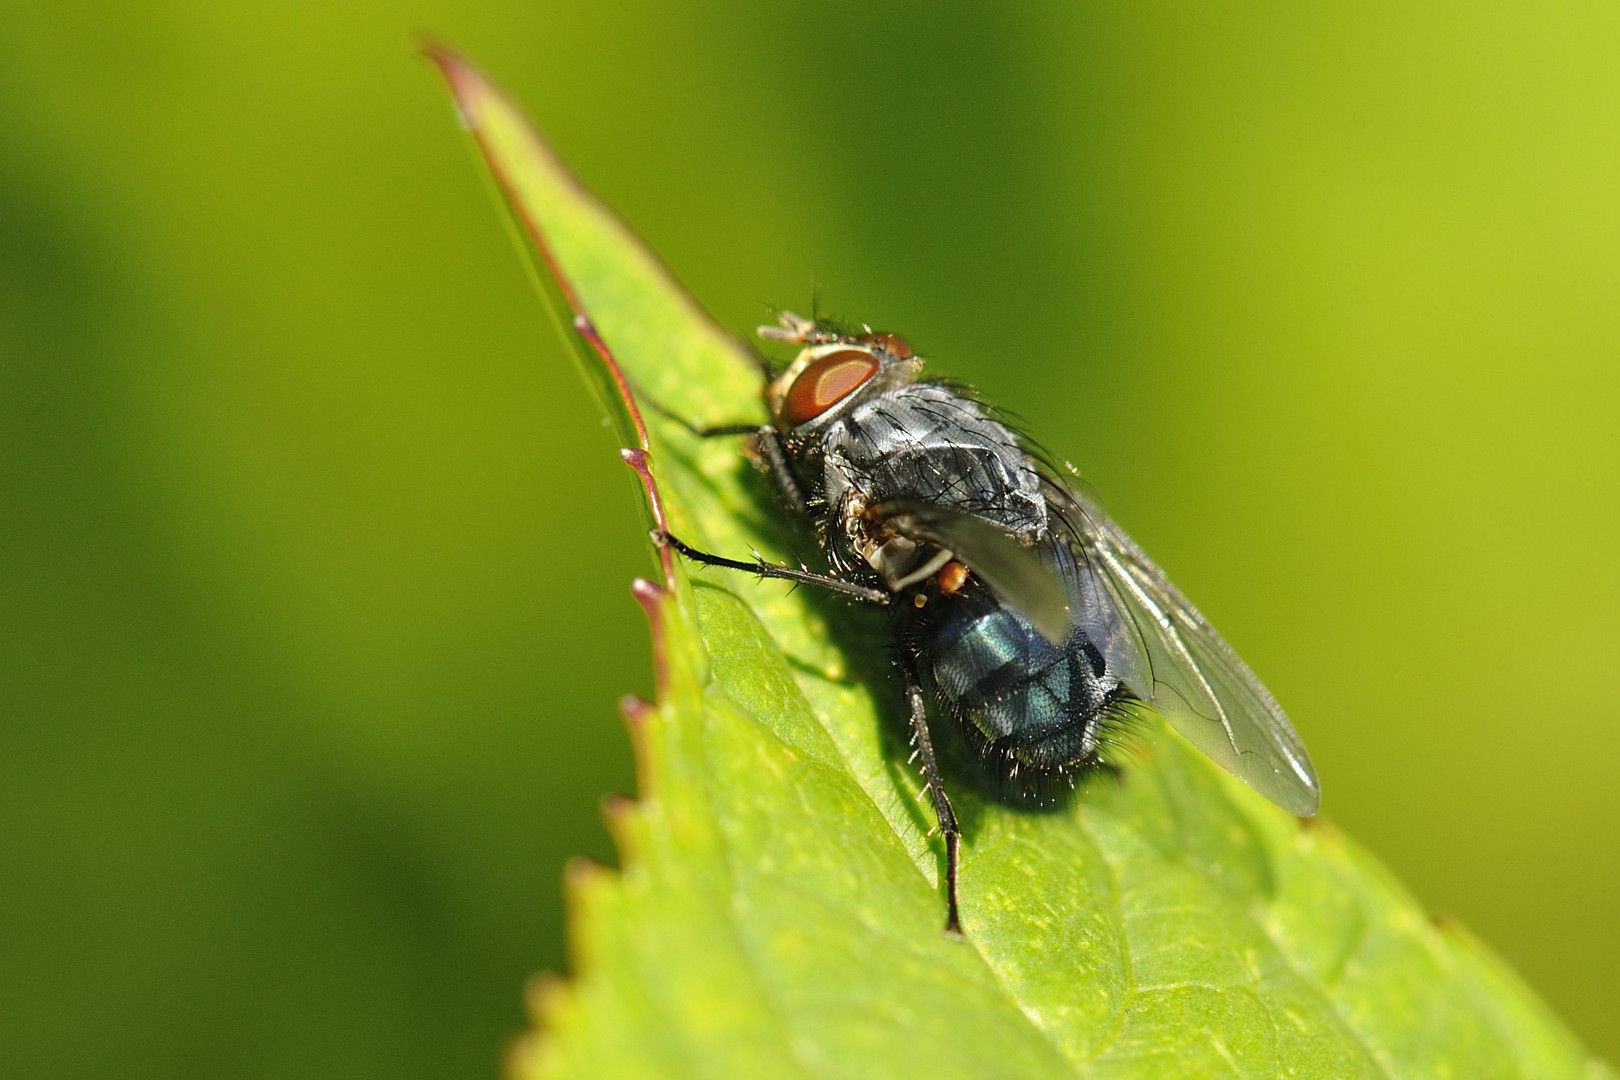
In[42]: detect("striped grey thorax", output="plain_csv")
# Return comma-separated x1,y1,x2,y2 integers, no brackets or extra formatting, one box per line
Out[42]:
801,382,1048,582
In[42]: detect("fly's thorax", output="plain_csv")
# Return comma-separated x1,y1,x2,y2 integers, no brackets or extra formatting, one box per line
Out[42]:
760,322,1048,596
817,383,1049,545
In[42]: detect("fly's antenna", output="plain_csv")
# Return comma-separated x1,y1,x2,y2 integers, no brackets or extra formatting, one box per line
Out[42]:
757,309,820,344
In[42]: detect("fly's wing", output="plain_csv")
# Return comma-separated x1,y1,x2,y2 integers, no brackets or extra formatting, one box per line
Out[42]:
877,499,1072,644
1047,479,1321,816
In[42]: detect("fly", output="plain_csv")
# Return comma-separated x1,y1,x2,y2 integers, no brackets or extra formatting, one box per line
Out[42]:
651,310,1319,934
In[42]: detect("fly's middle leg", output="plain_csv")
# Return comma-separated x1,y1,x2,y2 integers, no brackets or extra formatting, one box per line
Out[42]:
654,530,890,606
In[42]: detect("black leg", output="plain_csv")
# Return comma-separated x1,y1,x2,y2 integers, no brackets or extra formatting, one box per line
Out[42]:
635,393,810,514
903,666,962,935
637,391,760,439
751,425,809,513
655,530,890,606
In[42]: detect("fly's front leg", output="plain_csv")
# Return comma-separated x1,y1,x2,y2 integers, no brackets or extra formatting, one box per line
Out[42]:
636,393,809,515
637,390,760,441
903,665,963,935
751,425,808,513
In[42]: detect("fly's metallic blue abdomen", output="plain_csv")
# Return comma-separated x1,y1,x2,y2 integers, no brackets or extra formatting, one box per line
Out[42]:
904,553,1131,797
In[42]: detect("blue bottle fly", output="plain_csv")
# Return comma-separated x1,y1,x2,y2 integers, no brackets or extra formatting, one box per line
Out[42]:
653,311,1319,933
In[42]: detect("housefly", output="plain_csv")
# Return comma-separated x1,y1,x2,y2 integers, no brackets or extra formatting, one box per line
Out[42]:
652,311,1319,933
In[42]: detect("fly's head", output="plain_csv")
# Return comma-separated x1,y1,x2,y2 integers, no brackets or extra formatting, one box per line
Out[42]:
757,311,924,435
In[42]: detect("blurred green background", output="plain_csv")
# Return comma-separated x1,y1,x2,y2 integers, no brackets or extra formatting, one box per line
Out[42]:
3,1,1616,1075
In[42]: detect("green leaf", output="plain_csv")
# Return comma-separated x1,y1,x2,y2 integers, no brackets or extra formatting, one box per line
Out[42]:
428,49,1614,1080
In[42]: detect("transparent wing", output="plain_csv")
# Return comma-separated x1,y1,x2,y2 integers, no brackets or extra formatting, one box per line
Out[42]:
1047,479,1320,816
877,499,1072,644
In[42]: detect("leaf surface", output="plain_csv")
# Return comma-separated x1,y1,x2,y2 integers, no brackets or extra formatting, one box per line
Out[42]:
428,50,1613,1080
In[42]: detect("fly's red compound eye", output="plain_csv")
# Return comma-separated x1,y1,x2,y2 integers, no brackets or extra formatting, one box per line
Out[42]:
783,349,880,424
857,331,913,359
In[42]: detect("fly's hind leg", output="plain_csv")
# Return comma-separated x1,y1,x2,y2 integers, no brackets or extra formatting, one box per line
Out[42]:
902,664,963,935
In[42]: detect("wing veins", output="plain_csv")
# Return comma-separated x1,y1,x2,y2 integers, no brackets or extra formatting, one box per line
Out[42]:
1102,546,1240,753
1041,476,1319,815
